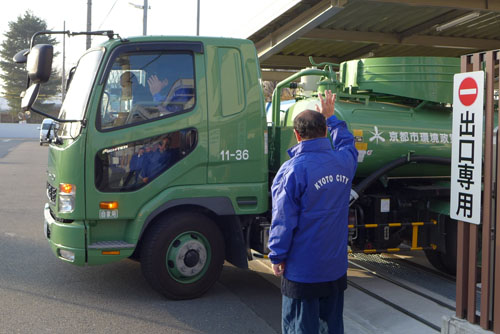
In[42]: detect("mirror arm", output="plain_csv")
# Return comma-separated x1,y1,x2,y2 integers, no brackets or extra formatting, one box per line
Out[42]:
30,30,117,48
28,106,82,124
30,30,69,48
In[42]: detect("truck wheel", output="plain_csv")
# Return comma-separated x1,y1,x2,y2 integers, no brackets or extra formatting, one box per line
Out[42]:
140,212,225,299
424,217,457,275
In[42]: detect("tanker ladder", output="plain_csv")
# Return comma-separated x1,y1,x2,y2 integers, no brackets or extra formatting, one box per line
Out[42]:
348,219,438,254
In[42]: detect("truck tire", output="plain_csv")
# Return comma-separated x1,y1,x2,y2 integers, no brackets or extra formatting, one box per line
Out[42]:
424,217,457,275
140,212,225,299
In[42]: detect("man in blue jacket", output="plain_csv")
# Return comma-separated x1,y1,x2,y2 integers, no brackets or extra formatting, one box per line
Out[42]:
268,90,358,334
141,137,173,183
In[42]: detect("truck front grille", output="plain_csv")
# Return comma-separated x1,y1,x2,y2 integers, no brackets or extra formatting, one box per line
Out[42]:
46,182,56,204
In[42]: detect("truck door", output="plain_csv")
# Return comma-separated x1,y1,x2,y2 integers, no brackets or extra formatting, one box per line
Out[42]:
205,43,268,213
84,42,208,248
206,44,267,185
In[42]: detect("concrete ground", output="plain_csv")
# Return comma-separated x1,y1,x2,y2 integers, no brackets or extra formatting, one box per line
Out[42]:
2,139,487,334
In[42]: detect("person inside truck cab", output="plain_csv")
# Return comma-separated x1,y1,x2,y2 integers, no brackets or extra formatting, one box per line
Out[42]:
120,71,150,102
141,136,173,183
123,146,146,186
147,74,169,102
121,71,172,110
147,73,194,113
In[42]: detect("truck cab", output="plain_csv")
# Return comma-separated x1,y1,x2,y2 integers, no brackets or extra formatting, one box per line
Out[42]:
23,34,268,299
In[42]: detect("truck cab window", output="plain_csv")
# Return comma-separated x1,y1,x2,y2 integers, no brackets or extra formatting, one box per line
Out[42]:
95,128,198,192
99,52,195,130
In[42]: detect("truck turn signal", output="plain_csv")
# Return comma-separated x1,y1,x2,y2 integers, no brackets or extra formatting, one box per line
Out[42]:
100,201,119,210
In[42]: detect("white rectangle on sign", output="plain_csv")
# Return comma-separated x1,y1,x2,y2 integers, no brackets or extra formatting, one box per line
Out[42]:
450,71,484,225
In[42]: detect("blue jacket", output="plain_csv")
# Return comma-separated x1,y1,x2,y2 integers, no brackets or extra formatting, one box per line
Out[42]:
142,150,172,179
129,153,145,172
268,115,358,283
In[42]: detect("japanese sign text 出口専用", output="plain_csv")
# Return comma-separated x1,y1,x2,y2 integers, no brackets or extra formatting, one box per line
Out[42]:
450,72,484,225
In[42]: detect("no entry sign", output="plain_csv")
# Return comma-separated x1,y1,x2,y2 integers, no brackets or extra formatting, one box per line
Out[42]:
458,77,478,106
450,71,484,225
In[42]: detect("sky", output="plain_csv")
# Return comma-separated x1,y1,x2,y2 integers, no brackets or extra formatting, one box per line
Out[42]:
0,0,300,96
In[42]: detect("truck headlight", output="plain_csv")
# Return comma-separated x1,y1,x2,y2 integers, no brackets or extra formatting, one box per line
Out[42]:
58,183,75,213
59,249,75,262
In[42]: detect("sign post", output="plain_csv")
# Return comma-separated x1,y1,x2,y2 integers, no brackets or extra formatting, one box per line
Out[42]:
450,71,484,225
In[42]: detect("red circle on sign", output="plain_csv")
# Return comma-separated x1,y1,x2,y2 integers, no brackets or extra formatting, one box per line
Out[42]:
458,77,478,106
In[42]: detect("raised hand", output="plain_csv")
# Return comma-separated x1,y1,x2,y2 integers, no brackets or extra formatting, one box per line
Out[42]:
316,89,336,119
147,75,169,96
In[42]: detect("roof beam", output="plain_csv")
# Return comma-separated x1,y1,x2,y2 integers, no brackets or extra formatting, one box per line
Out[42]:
406,35,500,50
260,55,340,69
397,10,466,39
303,28,500,50
340,44,380,62
359,0,500,12
255,0,347,61
305,29,394,44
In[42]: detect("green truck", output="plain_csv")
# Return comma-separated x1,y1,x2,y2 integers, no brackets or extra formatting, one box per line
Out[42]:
17,31,458,299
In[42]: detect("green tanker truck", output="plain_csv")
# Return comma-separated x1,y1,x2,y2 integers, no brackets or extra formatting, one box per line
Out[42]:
17,31,459,299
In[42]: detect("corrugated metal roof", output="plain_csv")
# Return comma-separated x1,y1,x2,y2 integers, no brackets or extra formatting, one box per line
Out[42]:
248,0,500,74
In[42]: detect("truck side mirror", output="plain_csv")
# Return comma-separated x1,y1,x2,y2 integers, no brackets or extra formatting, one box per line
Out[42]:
27,44,53,83
13,49,29,64
21,83,40,111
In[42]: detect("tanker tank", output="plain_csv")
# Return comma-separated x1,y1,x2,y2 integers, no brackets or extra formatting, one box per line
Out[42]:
285,98,454,177
271,56,460,178
268,56,463,274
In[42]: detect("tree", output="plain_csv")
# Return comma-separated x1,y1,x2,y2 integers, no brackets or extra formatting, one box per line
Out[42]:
0,11,61,117
262,80,296,102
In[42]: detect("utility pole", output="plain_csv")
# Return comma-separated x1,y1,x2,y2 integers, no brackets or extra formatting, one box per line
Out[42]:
86,0,92,49
143,0,148,36
62,21,66,99
196,0,200,36
129,1,149,35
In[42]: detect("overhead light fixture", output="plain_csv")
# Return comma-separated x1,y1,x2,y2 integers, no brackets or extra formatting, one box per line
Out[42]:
436,12,480,32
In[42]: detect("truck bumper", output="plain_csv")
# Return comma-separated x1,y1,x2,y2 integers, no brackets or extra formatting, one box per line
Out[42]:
44,203,86,266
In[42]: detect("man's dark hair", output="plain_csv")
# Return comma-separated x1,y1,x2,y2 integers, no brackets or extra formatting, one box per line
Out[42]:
293,109,327,140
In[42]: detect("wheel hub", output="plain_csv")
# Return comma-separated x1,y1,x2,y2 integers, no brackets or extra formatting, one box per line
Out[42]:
184,249,200,268
175,240,207,277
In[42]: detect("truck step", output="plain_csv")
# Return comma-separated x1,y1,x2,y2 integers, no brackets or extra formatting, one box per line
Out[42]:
88,241,135,249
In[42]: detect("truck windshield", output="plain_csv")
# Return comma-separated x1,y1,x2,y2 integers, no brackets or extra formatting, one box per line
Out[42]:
58,48,103,138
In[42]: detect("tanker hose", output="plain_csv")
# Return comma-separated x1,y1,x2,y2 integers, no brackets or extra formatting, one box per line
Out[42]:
349,155,451,206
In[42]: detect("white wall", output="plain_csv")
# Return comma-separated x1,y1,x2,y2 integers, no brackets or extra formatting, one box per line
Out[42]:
0,123,39,138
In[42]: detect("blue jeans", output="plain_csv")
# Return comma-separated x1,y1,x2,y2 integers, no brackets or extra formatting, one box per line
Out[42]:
282,292,344,334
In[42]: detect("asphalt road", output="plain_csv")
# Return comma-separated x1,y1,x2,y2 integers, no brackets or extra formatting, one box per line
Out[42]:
0,141,282,334
0,139,30,158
